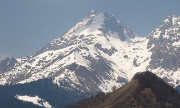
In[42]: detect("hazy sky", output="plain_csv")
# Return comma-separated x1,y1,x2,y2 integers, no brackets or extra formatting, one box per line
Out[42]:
0,0,180,59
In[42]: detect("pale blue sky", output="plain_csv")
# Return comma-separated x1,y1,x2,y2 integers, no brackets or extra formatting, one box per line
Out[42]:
0,0,180,58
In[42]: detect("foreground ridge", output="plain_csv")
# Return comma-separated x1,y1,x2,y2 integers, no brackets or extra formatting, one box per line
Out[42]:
69,71,180,108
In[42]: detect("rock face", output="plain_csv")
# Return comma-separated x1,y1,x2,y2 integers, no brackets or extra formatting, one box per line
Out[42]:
69,71,180,108
147,15,180,71
0,11,179,107
123,24,137,38
146,15,180,87
0,57,18,73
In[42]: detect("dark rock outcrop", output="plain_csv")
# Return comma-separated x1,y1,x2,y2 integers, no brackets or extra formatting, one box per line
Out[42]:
68,71,180,108
0,57,18,73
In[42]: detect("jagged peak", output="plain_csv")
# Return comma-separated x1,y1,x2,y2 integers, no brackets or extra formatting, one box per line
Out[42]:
36,11,136,54
85,11,120,25
66,11,125,36
163,15,180,25
147,14,180,39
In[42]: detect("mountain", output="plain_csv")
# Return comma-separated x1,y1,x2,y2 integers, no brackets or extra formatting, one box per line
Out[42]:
0,11,179,107
0,11,132,91
147,15,180,87
68,71,180,108
147,15,180,71
0,57,17,73
0,11,133,107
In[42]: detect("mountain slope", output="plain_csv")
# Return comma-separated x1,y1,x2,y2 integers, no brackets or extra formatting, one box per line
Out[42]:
147,15,180,87
147,15,180,71
0,57,17,73
0,12,133,93
0,12,180,107
0,78,92,108
0,87,42,108
69,71,180,108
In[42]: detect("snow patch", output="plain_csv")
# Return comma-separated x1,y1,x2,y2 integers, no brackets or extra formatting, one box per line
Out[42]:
15,95,52,108
172,41,180,47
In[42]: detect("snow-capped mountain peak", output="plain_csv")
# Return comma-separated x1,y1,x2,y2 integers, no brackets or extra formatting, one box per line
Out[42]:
0,12,180,108
36,12,128,55
146,15,180,87
163,15,180,25
65,11,126,40
0,12,132,89
148,15,180,41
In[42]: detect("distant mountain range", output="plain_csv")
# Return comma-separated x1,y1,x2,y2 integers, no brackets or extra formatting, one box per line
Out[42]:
0,11,179,107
